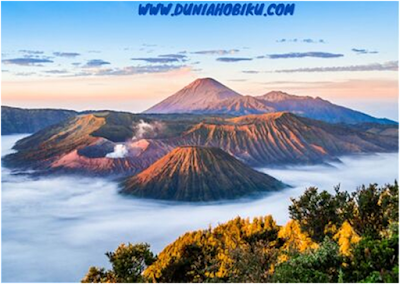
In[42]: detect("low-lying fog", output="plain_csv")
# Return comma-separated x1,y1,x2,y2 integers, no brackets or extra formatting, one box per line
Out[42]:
2,134,399,282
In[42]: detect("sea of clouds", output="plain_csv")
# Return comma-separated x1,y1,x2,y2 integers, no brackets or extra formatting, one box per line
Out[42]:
1,134,398,282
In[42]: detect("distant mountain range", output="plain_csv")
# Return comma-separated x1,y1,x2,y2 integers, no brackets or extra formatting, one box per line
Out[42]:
145,78,396,125
1,106,77,135
2,78,396,136
121,146,286,202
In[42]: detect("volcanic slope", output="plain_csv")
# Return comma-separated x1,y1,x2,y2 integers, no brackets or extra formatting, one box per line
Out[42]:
121,146,286,202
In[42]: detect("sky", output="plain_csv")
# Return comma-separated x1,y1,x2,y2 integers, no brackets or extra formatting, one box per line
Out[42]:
1,1,399,120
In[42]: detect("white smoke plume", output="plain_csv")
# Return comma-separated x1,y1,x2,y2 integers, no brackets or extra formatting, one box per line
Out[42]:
106,144,128,158
132,120,164,140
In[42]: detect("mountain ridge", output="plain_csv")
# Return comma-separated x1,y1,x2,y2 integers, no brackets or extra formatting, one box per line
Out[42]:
144,78,396,125
172,111,398,166
4,111,397,177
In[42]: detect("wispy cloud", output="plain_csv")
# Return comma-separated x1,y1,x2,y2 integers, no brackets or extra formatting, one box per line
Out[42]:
228,79,248,82
44,70,69,74
53,52,80,58
14,72,36,76
259,52,343,59
193,49,239,55
260,80,333,85
19,50,44,55
68,64,187,77
159,54,187,60
2,58,53,66
242,70,260,74
276,38,325,44
131,54,188,64
351,48,378,55
131,57,180,63
98,65,187,76
83,59,111,68
274,61,398,73
217,57,252,62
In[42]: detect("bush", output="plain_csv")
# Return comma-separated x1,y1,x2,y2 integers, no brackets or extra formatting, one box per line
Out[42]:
82,243,155,283
273,237,343,283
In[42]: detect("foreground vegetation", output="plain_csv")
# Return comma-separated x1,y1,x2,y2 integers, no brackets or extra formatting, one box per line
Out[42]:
82,182,398,283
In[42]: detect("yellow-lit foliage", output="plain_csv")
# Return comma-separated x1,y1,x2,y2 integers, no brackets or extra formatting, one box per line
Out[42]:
333,221,361,256
278,220,318,253
324,221,338,236
144,215,280,282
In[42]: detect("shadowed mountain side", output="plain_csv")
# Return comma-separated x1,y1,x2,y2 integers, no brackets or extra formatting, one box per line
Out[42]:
120,146,286,202
1,105,234,136
1,106,77,135
256,91,396,125
345,122,399,137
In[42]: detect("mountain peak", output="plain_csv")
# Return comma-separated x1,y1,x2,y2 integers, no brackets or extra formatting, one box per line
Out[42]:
182,77,234,93
258,91,296,101
191,77,220,86
121,146,285,201
144,78,242,114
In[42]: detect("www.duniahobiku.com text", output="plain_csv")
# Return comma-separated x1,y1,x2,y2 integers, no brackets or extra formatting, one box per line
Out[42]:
138,2,296,17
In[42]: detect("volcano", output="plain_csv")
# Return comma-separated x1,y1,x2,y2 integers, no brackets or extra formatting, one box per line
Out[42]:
120,146,286,202
144,78,242,114
143,78,396,125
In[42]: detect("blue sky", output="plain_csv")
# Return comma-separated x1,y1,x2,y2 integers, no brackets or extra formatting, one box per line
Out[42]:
1,1,398,119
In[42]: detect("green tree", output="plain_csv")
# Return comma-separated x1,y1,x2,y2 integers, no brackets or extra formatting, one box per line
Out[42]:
288,183,399,242
349,183,398,238
272,237,344,283
226,240,278,283
288,186,349,242
107,243,156,283
343,225,399,283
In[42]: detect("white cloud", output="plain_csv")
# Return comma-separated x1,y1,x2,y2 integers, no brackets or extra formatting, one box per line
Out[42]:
2,135,398,282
